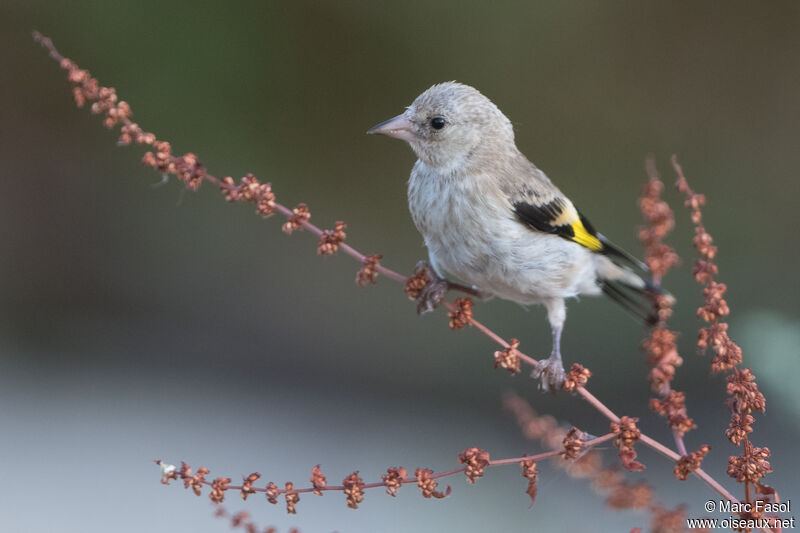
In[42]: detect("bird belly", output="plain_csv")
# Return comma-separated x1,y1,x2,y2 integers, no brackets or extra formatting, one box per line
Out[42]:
431,221,600,305
409,171,600,305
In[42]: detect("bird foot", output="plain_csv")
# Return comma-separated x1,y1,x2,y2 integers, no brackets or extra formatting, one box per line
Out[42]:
530,356,566,393
413,261,483,314
415,264,450,314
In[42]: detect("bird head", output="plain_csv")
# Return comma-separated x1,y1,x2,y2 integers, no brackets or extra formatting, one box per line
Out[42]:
367,82,515,171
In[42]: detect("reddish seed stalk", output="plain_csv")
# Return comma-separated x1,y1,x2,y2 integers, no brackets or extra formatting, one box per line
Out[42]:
34,32,772,531
162,433,616,498
673,157,774,531
639,157,696,463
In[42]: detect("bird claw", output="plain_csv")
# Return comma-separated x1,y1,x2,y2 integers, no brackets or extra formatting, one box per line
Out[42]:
412,261,448,314
416,277,449,314
530,356,566,393
412,260,482,314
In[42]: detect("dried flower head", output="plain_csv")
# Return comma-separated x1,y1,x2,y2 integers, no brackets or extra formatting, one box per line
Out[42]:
710,337,743,374
356,254,382,287
642,327,683,395
606,480,653,509
283,203,310,234
404,266,430,300
342,472,365,509
381,467,407,497
255,183,277,217
187,465,209,496
494,338,521,374
638,167,679,278
726,368,766,414
562,363,591,392
564,451,603,479
448,297,474,330
649,390,696,437
674,445,711,481
504,395,568,451
309,465,327,496
726,412,755,446
209,477,231,503
727,443,772,483
241,472,261,500
520,457,538,506
414,468,449,499
317,221,347,255
284,482,299,514
265,482,279,504
220,176,242,202
650,504,687,533
458,447,491,484
611,417,645,472
697,282,730,323
230,510,248,527
175,153,204,191
561,428,585,460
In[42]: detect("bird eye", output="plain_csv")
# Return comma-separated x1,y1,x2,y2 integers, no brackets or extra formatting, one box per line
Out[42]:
430,117,445,130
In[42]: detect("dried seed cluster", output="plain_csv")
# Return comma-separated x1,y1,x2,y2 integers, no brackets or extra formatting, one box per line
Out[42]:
520,457,538,506
282,203,310,234
356,254,382,287
562,363,591,392
458,447,490,484
241,472,261,501
284,482,299,514
649,390,696,438
561,428,586,460
638,161,700,478
610,416,645,472
317,222,347,255
403,266,430,300
447,297,474,329
214,506,300,533
638,172,680,278
674,445,711,481
309,465,326,496
414,468,450,499
342,472,365,509
493,338,521,374
381,467,407,497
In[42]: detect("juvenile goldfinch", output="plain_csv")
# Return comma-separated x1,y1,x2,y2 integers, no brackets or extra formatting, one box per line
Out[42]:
368,82,662,391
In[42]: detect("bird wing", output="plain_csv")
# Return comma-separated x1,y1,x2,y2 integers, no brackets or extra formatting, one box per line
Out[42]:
509,185,646,271
513,196,602,250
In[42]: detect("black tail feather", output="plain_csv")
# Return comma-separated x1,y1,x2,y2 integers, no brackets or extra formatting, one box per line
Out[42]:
601,279,660,327
598,234,649,272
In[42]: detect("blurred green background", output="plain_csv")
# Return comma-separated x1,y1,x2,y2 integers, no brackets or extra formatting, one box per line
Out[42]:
2,1,799,532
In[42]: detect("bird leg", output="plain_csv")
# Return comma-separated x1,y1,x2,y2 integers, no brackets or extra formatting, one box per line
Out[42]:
531,325,566,393
531,301,567,393
414,261,481,314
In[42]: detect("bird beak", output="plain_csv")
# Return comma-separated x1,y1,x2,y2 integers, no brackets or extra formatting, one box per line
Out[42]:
366,114,418,142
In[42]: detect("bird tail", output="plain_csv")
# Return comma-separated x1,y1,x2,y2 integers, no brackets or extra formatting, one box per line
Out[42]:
600,278,670,327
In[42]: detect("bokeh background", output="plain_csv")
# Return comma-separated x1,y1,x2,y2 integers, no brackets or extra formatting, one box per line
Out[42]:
2,2,799,532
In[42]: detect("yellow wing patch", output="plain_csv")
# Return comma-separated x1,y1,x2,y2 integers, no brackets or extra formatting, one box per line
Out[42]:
570,219,602,251
513,197,604,252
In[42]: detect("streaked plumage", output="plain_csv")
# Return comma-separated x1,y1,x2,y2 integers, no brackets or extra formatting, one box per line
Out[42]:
368,82,660,391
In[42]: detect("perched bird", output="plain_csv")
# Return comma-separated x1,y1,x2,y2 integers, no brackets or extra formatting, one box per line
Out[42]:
367,82,663,391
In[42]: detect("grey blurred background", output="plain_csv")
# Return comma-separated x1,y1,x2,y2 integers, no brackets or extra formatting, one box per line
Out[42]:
2,1,799,532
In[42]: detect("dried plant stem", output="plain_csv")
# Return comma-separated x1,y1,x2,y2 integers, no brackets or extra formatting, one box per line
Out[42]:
34,31,766,528
163,433,616,498
638,434,738,503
